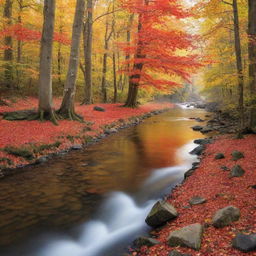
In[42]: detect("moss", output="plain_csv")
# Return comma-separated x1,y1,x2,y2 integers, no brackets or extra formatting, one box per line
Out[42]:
0,157,14,165
33,141,62,153
66,135,75,143
3,146,34,160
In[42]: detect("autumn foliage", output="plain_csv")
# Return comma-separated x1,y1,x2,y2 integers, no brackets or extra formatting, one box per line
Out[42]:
120,0,201,91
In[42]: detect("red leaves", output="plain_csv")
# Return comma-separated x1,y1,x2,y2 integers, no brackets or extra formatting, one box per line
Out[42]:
0,24,71,45
119,0,202,92
136,135,256,256
0,97,173,168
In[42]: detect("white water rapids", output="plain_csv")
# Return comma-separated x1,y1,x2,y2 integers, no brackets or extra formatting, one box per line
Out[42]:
37,141,198,256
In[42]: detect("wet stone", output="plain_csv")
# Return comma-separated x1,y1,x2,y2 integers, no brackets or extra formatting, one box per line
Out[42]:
190,145,204,156
145,200,178,228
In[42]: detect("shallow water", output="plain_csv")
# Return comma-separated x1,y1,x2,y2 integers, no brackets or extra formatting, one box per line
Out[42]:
0,104,206,256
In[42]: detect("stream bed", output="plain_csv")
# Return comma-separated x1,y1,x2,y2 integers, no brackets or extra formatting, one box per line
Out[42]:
0,104,206,256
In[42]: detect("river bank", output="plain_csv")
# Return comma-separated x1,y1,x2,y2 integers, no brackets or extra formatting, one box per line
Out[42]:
130,118,256,255
0,97,173,177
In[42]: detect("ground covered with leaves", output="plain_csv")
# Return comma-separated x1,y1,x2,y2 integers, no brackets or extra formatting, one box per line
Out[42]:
134,135,256,256
0,97,173,170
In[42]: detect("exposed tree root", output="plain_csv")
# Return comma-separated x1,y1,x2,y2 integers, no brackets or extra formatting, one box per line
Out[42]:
57,108,84,122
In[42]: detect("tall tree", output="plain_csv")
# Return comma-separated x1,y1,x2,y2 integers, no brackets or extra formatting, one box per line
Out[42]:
101,4,114,103
38,0,57,123
58,0,85,120
232,0,244,128
3,0,13,88
82,0,93,104
121,0,200,107
248,0,256,127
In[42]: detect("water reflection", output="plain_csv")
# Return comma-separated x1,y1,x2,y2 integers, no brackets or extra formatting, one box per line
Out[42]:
0,106,206,255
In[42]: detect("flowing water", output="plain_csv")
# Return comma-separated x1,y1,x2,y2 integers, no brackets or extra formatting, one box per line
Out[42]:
0,104,206,256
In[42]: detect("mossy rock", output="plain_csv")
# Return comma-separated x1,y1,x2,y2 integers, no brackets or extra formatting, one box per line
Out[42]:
3,110,37,121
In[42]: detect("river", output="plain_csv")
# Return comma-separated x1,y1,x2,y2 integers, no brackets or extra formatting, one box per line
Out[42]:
0,104,206,256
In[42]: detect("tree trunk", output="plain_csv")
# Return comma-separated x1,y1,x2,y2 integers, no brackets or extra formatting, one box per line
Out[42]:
82,0,93,105
3,0,13,88
124,12,145,107
101,12,113,103
38,0,57,123
233,0,244,128
58,0,85,121
113,52,117,103
248,0,256,127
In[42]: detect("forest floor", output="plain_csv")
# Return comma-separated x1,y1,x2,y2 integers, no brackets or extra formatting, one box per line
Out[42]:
131,133,256,255
0,97,173,174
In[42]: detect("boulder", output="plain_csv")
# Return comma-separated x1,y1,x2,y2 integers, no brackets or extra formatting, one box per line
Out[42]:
194,138,212,145
93,106,105,112
215,153,225,160
212,206,240,228
133,236,160,248
168,223,203,250
230,165,245,178
169,250,192,256
232,151,244,161
190,145,204,156
192,126,203,131
145,200,178,227
189,196,207,206
232,233,256,252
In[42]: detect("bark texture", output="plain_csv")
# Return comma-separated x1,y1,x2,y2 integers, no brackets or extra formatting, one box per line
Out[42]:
248,0,256,127
82,0,93,104
38,0,57,124
58,0,85,121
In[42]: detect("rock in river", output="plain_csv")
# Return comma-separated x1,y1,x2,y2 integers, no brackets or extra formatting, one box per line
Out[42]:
145,200,178,227
232,233,256,252
192,126,203,131
190,145,204,156
168,223,203,251
212,206,240,228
